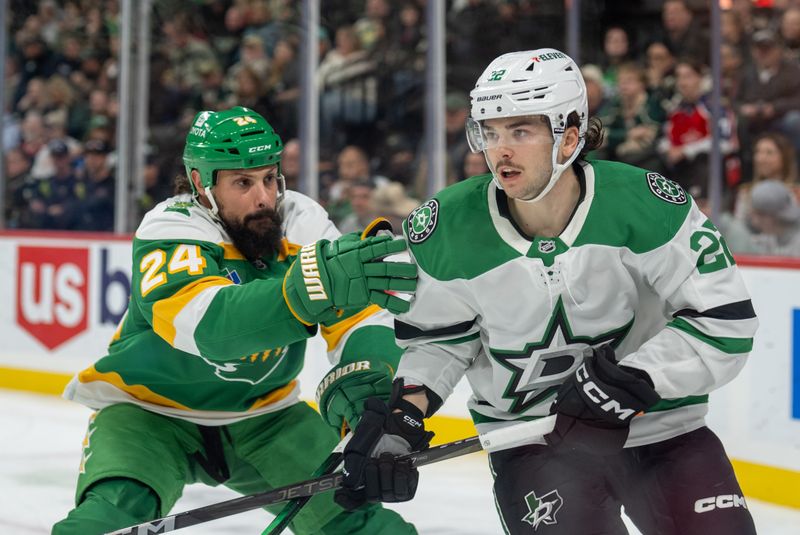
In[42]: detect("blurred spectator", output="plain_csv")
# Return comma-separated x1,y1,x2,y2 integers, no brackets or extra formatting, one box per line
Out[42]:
77,139,115,231
747,180,800,256
138,155,172,218
318,25,377,148
721,42,745,106
327,145,386,224
371,181,420,233
780,7,800,62
354,0,392,52
735,132,800,220
644,40,677,109
444,91,471,183
264,39,300,139
459,151,489,182
600,26,633,95
27,139,82,229
13,36,56,109
281,138,301,191
338,180,376,234
225,64,269,114
721,9,752,70
581,64,610,119
379,134,417,187
738,29,800,155
603,62,665,169
160,15,220,95
16,77,49,116
4,148,35,228
658,59,739,197
660,0,709,62
226,34,270,95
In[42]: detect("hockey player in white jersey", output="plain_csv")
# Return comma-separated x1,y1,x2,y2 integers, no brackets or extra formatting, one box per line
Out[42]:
336,49,758,534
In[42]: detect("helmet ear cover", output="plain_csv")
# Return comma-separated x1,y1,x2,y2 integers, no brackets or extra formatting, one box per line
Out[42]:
182,106,284,195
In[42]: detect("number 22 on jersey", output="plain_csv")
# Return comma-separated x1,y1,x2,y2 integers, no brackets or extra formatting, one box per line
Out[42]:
140,244,207,296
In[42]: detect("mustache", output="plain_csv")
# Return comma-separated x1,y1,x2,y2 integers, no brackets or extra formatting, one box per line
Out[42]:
244,208,279,224
494,159,524,171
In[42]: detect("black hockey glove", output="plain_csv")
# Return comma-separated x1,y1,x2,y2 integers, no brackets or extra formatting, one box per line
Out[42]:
545,344,661,455
334,391,434,511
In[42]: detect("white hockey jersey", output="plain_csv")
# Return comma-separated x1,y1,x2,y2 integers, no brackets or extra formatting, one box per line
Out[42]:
396,160,757,447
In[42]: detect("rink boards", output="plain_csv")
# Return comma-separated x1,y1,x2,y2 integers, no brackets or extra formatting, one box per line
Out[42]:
0,230,798,509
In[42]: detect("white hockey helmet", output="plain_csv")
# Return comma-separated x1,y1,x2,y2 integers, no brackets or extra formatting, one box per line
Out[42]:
466,49,588,202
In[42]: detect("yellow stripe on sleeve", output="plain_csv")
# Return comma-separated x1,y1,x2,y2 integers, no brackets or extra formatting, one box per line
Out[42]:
320,304,381,352
277,238,302,262
152,276,233,346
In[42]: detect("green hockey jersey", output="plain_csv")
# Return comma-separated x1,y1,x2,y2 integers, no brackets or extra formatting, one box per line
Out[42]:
65,191,398,425
396,160,757,447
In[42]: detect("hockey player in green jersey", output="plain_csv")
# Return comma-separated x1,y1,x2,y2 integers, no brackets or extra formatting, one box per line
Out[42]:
338,50,758,534
52,107,418,535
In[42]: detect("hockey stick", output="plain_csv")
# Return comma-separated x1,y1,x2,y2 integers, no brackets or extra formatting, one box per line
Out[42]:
106,416,556,535
260,432,351,535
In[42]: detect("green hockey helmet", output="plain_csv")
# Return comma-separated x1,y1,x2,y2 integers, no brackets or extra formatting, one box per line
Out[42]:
182,106,285,197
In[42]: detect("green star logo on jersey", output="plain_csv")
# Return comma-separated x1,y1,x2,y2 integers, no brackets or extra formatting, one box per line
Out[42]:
407,199,439,243
522,489,563,530
489,297,634,414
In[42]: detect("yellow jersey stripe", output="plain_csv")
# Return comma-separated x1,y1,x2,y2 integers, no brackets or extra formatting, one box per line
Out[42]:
248,380,298,410
320,304,381,352
78,366,193,410
218,243,246,260
152,276,233,345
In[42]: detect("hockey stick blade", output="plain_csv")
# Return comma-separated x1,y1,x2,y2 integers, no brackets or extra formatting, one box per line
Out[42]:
105,436,482,535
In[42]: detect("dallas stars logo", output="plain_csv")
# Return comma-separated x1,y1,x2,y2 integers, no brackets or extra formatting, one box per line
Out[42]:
646,172,687,205
489,297,633,414
522,489,563,530
407,199,439,243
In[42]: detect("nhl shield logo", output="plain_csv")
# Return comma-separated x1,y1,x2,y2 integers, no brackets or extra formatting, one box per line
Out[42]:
538,240,556,254
407,199,439,243
646,173,687,205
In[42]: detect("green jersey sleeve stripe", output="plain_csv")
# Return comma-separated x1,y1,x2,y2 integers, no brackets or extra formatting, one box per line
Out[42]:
435,332,481,345
668,317,753,354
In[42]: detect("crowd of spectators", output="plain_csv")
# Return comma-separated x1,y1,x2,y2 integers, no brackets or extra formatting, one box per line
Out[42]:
3,0,800,256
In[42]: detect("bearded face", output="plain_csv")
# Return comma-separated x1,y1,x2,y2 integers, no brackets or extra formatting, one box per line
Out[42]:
219,200,284,261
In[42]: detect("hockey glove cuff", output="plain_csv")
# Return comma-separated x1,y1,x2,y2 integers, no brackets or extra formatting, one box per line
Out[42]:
316,359,394,432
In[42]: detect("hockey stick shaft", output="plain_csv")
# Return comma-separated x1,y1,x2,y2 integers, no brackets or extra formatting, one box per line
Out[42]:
260,433,351,535
106,416,556,535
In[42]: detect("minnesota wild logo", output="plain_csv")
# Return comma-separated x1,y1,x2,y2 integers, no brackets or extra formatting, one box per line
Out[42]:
165,201,194,217
646,172,687,205
522,489,563,530
407,199,439,243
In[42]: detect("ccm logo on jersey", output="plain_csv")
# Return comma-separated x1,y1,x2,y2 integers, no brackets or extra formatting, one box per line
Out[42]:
299,244,328,301
576,364,636,421
694,494,747,513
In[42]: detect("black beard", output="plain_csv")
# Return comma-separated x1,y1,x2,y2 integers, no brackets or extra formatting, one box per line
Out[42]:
221,206,284,262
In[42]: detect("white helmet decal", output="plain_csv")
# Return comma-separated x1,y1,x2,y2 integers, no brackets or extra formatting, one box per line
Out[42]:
467,49,588,202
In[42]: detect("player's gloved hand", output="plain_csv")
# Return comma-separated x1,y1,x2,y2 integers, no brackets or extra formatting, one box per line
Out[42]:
545,343,661,455
282,233,417,325
334,395,434,510
316,359,394,432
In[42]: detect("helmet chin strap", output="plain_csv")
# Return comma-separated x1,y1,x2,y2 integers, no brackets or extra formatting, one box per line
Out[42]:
489,136,585,204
